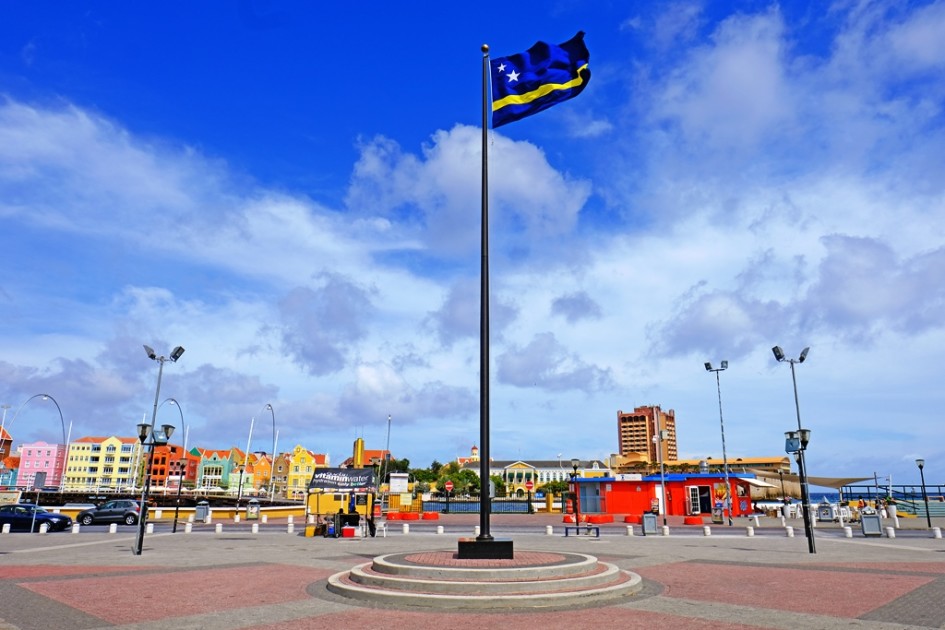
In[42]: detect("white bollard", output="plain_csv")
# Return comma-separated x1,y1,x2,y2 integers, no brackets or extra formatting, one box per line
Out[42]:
893,516,900,528
752,515,760,527
2,523,9,534
474,525,480,536
205,510,212,524
780,516,786,527
215,523,223,534
146,523,154,534
39,523,49,534
188,514,194,523
746,526,754,537
885,527,896,538
546,525,554,535
71,523,80,534
626,525,634,536
843,526,853,538
661,525,670,536
109,523,118,534
251,523,259,534
933,527,942,539
287,515,294,525
703,526,711,536
436,525,444,535
185,522,193,533
786,526,794,537
261,514,268,524
402,523,410,535
234,514,240,523
155,509,162,519
287,523,295,534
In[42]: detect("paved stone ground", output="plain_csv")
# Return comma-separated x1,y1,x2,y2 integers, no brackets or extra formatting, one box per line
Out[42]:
1,513,944,629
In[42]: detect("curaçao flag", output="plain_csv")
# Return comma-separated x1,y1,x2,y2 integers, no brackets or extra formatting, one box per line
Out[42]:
490,31,590,128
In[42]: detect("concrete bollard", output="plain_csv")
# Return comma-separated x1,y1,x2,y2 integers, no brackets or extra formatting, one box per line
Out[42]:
474,525,480,536
251,523,259,534
626,525,634,536
746,526,754,537
786,526,794,537
215,523,223,534
155,509,162,519
261,514,268,524
703,526,711,536
109,523,118,534
234,514,240,523
287,515,294,525
661,525,670,536
188,514,195,523
546,525,554,535
893,516,900,528
72,523,80,534
2,523,10,534
185,522,193,533
402,523,410,535
436,525,444,535
885,527,895,538
843,526,853,538
933,527,942,539
780,516,786,527
205,510,212,524
146,523,154,534
39,523,49,534
287,523,295,534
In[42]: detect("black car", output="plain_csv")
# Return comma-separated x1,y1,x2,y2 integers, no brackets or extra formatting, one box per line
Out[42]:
76,499,142,526
0,504,73,532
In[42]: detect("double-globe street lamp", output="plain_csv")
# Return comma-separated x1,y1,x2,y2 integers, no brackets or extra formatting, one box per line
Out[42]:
773,344,815,554
917,458,932,529
704,360,732,526
135,344,184,556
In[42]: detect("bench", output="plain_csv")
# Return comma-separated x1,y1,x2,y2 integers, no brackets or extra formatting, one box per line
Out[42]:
564,525,600,538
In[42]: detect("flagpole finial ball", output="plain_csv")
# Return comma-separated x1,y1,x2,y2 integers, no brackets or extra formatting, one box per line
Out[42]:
482,44,489,53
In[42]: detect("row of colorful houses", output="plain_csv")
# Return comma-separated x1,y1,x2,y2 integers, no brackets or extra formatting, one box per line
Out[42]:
0,428,329,499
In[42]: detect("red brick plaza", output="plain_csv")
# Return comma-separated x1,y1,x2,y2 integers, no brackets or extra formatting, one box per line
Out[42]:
1,513,943,629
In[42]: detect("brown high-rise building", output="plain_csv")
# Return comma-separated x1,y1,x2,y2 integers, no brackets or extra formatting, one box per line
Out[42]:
617,405,677,463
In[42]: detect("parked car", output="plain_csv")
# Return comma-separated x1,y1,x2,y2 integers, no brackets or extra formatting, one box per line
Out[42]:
0,504,73,532
76,499,142,526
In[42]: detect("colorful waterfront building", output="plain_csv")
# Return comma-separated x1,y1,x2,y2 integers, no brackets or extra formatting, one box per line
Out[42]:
1,454,20,487
17,441,67,489
63,436,142,491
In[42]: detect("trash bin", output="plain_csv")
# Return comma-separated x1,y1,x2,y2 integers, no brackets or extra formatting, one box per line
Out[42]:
642,513,658,536
246,499,260,520
195,501,210,521
861,511,882,537
711,503,724,524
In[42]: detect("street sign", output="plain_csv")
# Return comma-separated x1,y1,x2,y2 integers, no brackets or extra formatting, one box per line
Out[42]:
525,480,534,491
445,481,454,492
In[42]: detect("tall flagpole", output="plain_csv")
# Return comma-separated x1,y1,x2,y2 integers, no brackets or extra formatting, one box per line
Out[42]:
477,43,493,542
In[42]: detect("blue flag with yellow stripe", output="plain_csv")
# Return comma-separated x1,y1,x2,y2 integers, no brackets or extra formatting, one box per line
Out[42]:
490,32,590,128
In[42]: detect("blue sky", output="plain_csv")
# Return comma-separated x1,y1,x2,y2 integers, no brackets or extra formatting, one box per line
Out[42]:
2,1,945,489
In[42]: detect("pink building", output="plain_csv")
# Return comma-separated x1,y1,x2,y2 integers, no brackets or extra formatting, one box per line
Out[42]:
19,441,66,488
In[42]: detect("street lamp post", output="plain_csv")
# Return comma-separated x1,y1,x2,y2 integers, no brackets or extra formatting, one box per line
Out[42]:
785,429,815,554
10,395,67,490
917,458,932,529
135,344,184,556
570,458,580,525
773,346,815,554
705,360,732,525
159,398,187,533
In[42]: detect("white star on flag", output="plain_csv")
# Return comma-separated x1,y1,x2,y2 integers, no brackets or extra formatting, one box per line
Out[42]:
506,69,519,82
497,63,506,72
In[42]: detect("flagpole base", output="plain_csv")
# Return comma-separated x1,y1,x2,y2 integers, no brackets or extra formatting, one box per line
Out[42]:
457,537,514,559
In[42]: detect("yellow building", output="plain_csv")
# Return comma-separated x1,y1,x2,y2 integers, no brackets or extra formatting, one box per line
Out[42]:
63,436,142,491
276,445,325,500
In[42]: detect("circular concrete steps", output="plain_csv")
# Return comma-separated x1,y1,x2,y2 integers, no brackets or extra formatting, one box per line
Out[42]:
326,550,642,609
